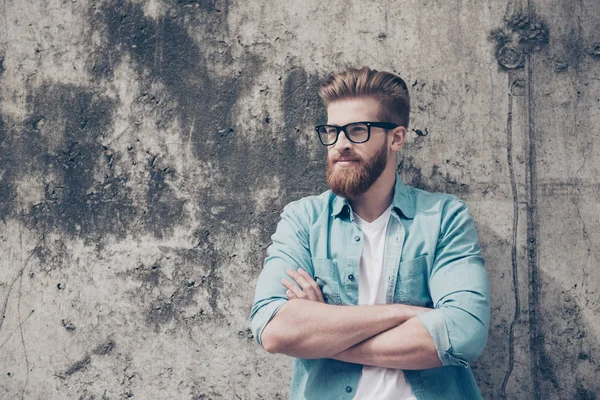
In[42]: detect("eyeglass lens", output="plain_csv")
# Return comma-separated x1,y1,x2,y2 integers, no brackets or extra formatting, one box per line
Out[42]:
317,123,369,145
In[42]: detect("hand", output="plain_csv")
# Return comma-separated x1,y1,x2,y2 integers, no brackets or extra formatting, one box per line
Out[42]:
281,268,325,303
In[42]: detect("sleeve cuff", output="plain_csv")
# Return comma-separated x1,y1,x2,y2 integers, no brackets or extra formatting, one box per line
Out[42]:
418,309,469,368
250,299,287,347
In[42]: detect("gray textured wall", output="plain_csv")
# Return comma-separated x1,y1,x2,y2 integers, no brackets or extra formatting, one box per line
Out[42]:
0,0,598,399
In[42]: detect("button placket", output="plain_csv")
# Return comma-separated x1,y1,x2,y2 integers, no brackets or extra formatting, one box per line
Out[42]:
344,228,362,305
385,216,405,304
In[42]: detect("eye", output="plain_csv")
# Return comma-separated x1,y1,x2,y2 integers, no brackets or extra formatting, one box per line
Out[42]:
326,127,339,134
348,126,367,134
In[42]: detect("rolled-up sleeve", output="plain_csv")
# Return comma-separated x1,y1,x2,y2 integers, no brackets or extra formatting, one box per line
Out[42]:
250,202,314,348
418,200,490,367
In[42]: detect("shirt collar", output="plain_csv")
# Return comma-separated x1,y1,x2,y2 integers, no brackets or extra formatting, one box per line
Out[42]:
331,174,416,219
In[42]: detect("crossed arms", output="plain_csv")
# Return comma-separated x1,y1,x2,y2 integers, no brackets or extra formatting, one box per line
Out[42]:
250,200,490,370
261,268,442,370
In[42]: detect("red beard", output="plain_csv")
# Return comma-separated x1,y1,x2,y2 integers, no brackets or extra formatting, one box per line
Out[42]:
326,141,388,199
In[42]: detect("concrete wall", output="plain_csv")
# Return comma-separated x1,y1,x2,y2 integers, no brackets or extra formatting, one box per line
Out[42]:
0,0,598,398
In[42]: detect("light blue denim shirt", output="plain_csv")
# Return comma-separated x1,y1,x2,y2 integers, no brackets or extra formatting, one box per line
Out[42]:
250,176,490,400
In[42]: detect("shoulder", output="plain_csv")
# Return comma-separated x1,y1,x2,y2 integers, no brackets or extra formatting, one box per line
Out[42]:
408,185,467,216
407,185,478,243
282,190,335,220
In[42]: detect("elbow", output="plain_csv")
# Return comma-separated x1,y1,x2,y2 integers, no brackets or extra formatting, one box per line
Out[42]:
450,323,489,362
261,328,283,354
260,320,293,354
250,299,290,354
468,328,489,360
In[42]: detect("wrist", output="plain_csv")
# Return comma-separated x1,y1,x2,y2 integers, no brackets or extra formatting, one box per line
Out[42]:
392,304,409,324
393,304,426,324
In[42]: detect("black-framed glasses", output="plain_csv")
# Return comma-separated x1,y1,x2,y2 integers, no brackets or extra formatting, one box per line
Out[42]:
314,121,399,146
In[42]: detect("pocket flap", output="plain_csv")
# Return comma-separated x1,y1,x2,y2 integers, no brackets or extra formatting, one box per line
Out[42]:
399,254,433,279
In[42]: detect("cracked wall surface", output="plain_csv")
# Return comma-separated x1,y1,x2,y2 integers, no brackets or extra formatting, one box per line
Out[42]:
0,0,598,399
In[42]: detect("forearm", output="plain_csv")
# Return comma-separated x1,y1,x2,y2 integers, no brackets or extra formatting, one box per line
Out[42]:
332,313,441,370
261,299,416,358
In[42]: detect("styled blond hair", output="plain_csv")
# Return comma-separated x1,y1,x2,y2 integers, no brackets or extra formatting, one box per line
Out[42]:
318,67,410,128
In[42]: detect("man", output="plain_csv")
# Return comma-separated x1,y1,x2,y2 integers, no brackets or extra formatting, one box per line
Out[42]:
250,67,490,399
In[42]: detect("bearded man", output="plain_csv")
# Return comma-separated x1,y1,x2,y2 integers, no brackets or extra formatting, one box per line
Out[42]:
250,67,490,400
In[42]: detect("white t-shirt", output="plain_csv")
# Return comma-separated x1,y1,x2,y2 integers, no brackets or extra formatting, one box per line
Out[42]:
353,206,417,400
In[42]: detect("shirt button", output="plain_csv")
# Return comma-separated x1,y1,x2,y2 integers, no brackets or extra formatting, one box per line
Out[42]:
346,386,353,393
354,236,360,242
348,274,355,281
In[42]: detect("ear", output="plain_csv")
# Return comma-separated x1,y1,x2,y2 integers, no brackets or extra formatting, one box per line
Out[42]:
389,126,407,152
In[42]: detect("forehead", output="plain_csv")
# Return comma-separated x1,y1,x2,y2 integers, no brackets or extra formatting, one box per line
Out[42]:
326,97,382,125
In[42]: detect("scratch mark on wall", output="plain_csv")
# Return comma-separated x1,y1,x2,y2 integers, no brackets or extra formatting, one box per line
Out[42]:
500,76,521,399
0,309,34,351
521,4,561,397
491,4,558,398
17,228,30,400
0,232,44,335
572,195,591,306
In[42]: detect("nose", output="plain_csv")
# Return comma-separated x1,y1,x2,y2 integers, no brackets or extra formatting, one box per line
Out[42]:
333,128,353,152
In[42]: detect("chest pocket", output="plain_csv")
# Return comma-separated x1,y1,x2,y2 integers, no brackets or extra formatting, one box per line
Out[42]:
312,258,342,305
394,254,434,307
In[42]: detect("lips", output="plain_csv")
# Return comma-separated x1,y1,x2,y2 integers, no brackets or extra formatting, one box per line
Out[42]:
332,153,361,162
328,151,361,167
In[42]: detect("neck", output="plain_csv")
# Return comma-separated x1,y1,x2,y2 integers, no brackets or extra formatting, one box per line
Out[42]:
350,165,396,223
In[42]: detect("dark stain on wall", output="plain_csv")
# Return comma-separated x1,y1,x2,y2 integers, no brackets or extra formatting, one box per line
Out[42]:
140,256,211,329
62,339,115,378
93,339,116,355
222,66,330,243
556,15,586,72
554,0,600,71
279,67,328,189
91,0,240,161
146,282,199,330
145,155,186,239
33,236,70,273
490,14,549,70
89,1,329,241
19,84,137,241
398,155,470,196
86,0,267,326
282,68,327,132
536,283,597,399
14,1,327,328
576,386,597,400
191,227,222,314
89,0,254,239
117,248,224,329
591,43,600,59
0,115,16,222
65,355,91,376
61,319,76,332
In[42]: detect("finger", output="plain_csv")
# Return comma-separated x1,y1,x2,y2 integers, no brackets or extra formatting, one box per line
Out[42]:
286,269,318,301
280,278,296,292
293,269,324,303
297,269,325,302
286,289,298,300
281,278,307,299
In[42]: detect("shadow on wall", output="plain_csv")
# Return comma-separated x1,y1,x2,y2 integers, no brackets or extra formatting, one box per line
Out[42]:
392,179,599,399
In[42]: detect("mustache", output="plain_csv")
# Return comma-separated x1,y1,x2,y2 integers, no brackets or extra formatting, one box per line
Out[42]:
329,151,362,163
